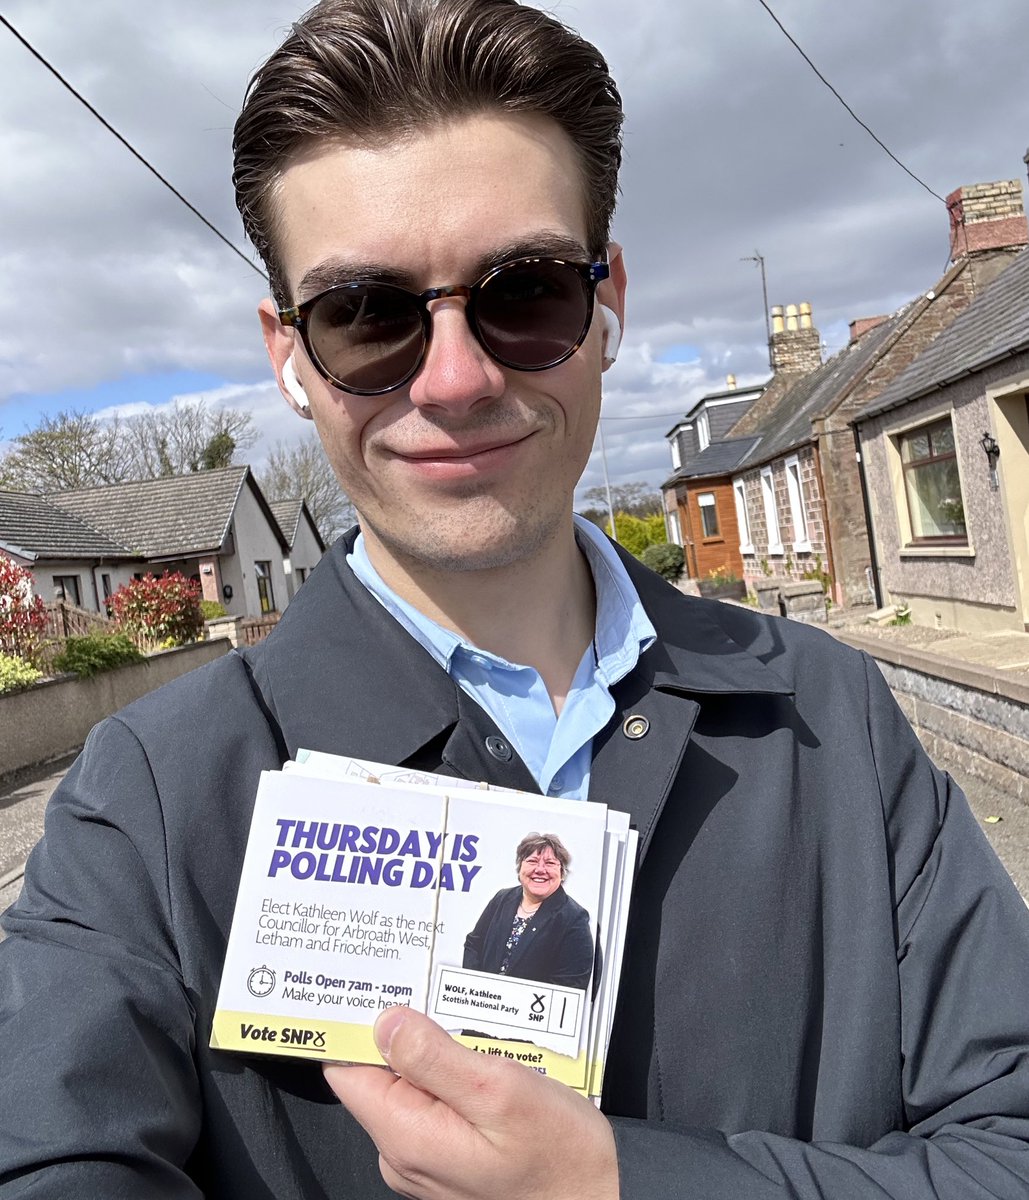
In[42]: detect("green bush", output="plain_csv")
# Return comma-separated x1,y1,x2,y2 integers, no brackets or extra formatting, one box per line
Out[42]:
200,600,227,620
109,572,203,650
0,651,44,693
52,633,144,678
606,512,668,558
641,542,685,583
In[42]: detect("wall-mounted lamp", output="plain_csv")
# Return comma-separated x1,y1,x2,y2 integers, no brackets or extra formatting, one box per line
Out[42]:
979,431,1000,490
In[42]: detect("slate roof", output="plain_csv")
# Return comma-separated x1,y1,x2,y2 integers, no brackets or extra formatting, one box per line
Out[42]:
269,499,301,546
50,466,287,559
269,499,327,553
856,247,1029,421
0,490,132,561
734,312,905,470
669,437,762,481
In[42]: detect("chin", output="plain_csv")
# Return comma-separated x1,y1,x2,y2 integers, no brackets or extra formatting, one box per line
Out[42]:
374,501,565,575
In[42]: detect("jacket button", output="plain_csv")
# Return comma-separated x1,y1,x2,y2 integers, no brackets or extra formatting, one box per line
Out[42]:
622,714,650,740
485,735,513,762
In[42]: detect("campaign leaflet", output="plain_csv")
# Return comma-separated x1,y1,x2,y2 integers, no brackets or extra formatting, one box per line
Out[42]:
210,761,618,1091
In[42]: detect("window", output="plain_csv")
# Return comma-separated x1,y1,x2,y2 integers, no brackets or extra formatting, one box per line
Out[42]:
761,466,783,554
698,492,720,538
733,480,752,552
784,456,810,550
295,567,307,585
53,575,81,606
670,438,681,470
255,561,275,614
900,417,966,542
101,573,112,600
696,410,710,452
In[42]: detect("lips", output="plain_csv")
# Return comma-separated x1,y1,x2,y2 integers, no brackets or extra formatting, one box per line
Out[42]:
392,431,534,461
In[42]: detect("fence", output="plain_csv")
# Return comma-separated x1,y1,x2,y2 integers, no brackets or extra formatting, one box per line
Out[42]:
1,602,116,677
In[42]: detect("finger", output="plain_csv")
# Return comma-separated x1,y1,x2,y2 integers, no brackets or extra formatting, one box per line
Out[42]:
373,1007,527,1123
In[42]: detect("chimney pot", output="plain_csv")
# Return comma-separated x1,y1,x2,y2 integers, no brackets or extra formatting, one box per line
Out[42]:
799,301,813,330
785,303,799,332
726,373,737,390
770,305,785,334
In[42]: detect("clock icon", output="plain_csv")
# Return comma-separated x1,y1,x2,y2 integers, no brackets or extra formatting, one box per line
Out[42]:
247,966,276,998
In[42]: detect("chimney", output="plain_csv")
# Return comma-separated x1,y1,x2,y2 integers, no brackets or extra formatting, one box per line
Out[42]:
849,315,889,343
947,179,1028,262
726,373,737,390
770,300,822,374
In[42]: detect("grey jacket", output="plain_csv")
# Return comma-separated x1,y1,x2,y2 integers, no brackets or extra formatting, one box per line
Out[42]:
3,533,1029,1198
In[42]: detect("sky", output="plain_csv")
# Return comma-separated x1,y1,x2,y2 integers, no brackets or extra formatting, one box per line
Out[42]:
2,0,1029,509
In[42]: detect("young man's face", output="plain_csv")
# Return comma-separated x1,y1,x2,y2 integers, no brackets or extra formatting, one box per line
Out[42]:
260,111,625,578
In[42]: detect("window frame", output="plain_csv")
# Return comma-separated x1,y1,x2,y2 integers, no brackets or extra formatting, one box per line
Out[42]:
760,466,783,555
733,478,753,554
897,416,968,546
52,574,81,606
784,455,811,553
697,491,720,540
254,560,275,614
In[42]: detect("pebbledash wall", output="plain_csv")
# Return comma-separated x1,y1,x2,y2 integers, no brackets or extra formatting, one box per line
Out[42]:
0,639,230,782
834,629,1029,802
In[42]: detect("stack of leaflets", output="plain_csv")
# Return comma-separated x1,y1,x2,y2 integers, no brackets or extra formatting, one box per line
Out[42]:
211,751,636,1100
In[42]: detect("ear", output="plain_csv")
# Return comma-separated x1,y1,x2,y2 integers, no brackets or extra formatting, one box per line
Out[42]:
598,242,626,373
259,297,315,421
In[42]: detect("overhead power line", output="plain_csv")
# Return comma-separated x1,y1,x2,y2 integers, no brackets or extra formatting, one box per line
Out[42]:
754,0,947,205
0,14,267,281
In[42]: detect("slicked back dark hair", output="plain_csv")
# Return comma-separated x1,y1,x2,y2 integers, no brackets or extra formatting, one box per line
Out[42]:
233,0,623,304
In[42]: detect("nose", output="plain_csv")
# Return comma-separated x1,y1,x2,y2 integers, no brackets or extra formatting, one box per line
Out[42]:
406,297,506,413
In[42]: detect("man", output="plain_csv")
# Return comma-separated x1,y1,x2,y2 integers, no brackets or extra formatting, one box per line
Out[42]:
3,1,1029,1196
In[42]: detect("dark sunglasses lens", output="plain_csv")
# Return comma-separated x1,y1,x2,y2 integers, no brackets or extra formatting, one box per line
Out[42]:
306,284,424,392
475,261,591,369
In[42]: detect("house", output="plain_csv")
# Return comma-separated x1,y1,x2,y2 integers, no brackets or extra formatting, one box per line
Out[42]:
854,241,1029,633
268,498,327,601
0,490,144,609
0,467,302,619
661,377,765,575
686,177,1028,606
48,466,291,618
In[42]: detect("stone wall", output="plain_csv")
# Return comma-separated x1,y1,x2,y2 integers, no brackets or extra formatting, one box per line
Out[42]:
834,630,1029,802
0,639,231,782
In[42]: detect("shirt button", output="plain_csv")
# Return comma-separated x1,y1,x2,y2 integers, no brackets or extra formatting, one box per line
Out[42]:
549,775,564,793
485,735,513,762
470,654,488,667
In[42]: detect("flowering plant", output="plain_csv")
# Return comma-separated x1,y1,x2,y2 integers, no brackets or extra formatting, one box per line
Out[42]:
109,572,203,650
0,554,47,664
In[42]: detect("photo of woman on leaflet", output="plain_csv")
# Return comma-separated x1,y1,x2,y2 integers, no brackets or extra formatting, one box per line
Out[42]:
462,832,596,991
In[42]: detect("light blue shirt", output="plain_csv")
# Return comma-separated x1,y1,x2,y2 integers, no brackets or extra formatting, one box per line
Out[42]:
346,516,656,801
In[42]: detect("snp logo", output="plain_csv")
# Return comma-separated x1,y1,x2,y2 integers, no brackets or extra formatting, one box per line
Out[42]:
281,1028,327,1050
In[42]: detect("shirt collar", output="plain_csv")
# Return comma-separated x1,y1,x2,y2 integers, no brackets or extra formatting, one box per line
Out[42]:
345,517,655,683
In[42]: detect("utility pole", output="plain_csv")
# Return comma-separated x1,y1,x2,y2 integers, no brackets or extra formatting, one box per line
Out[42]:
597,417,618,545
742,251,772,371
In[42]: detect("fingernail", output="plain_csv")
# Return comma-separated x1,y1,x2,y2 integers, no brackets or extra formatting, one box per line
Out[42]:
374,1006,408,1063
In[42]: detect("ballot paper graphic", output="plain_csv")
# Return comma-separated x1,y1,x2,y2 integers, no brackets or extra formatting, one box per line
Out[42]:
211,753,635,1096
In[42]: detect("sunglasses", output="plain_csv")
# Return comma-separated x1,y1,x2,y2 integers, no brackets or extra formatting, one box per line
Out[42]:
278,256,610,396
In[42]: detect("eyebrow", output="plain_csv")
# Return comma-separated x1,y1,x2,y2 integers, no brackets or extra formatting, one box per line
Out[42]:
294,231,593,303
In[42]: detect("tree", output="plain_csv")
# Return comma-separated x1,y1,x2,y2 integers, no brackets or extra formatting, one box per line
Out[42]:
121,400,256,477
0,410,134,491
580,481,662,521
257,435,355,543
0,400,257,491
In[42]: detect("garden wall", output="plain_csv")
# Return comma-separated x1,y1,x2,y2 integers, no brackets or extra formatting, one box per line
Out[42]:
1,639,231,782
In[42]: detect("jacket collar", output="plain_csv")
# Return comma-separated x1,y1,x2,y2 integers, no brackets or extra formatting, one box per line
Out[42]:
246,530,794,829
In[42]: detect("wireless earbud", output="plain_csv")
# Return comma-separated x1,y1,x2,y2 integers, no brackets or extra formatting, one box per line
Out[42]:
282,357,310,411
600,304,622,365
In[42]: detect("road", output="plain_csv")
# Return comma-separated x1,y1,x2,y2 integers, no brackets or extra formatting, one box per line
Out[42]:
1,750,1026,930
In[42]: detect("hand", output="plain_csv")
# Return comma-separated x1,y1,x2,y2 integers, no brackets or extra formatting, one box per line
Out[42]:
324,1007,619,1200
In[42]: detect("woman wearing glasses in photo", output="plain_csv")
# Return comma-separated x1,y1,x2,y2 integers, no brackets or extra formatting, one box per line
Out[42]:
462,832,595,992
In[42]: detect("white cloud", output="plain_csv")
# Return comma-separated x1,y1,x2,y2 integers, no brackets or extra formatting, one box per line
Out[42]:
2,0,1028,503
